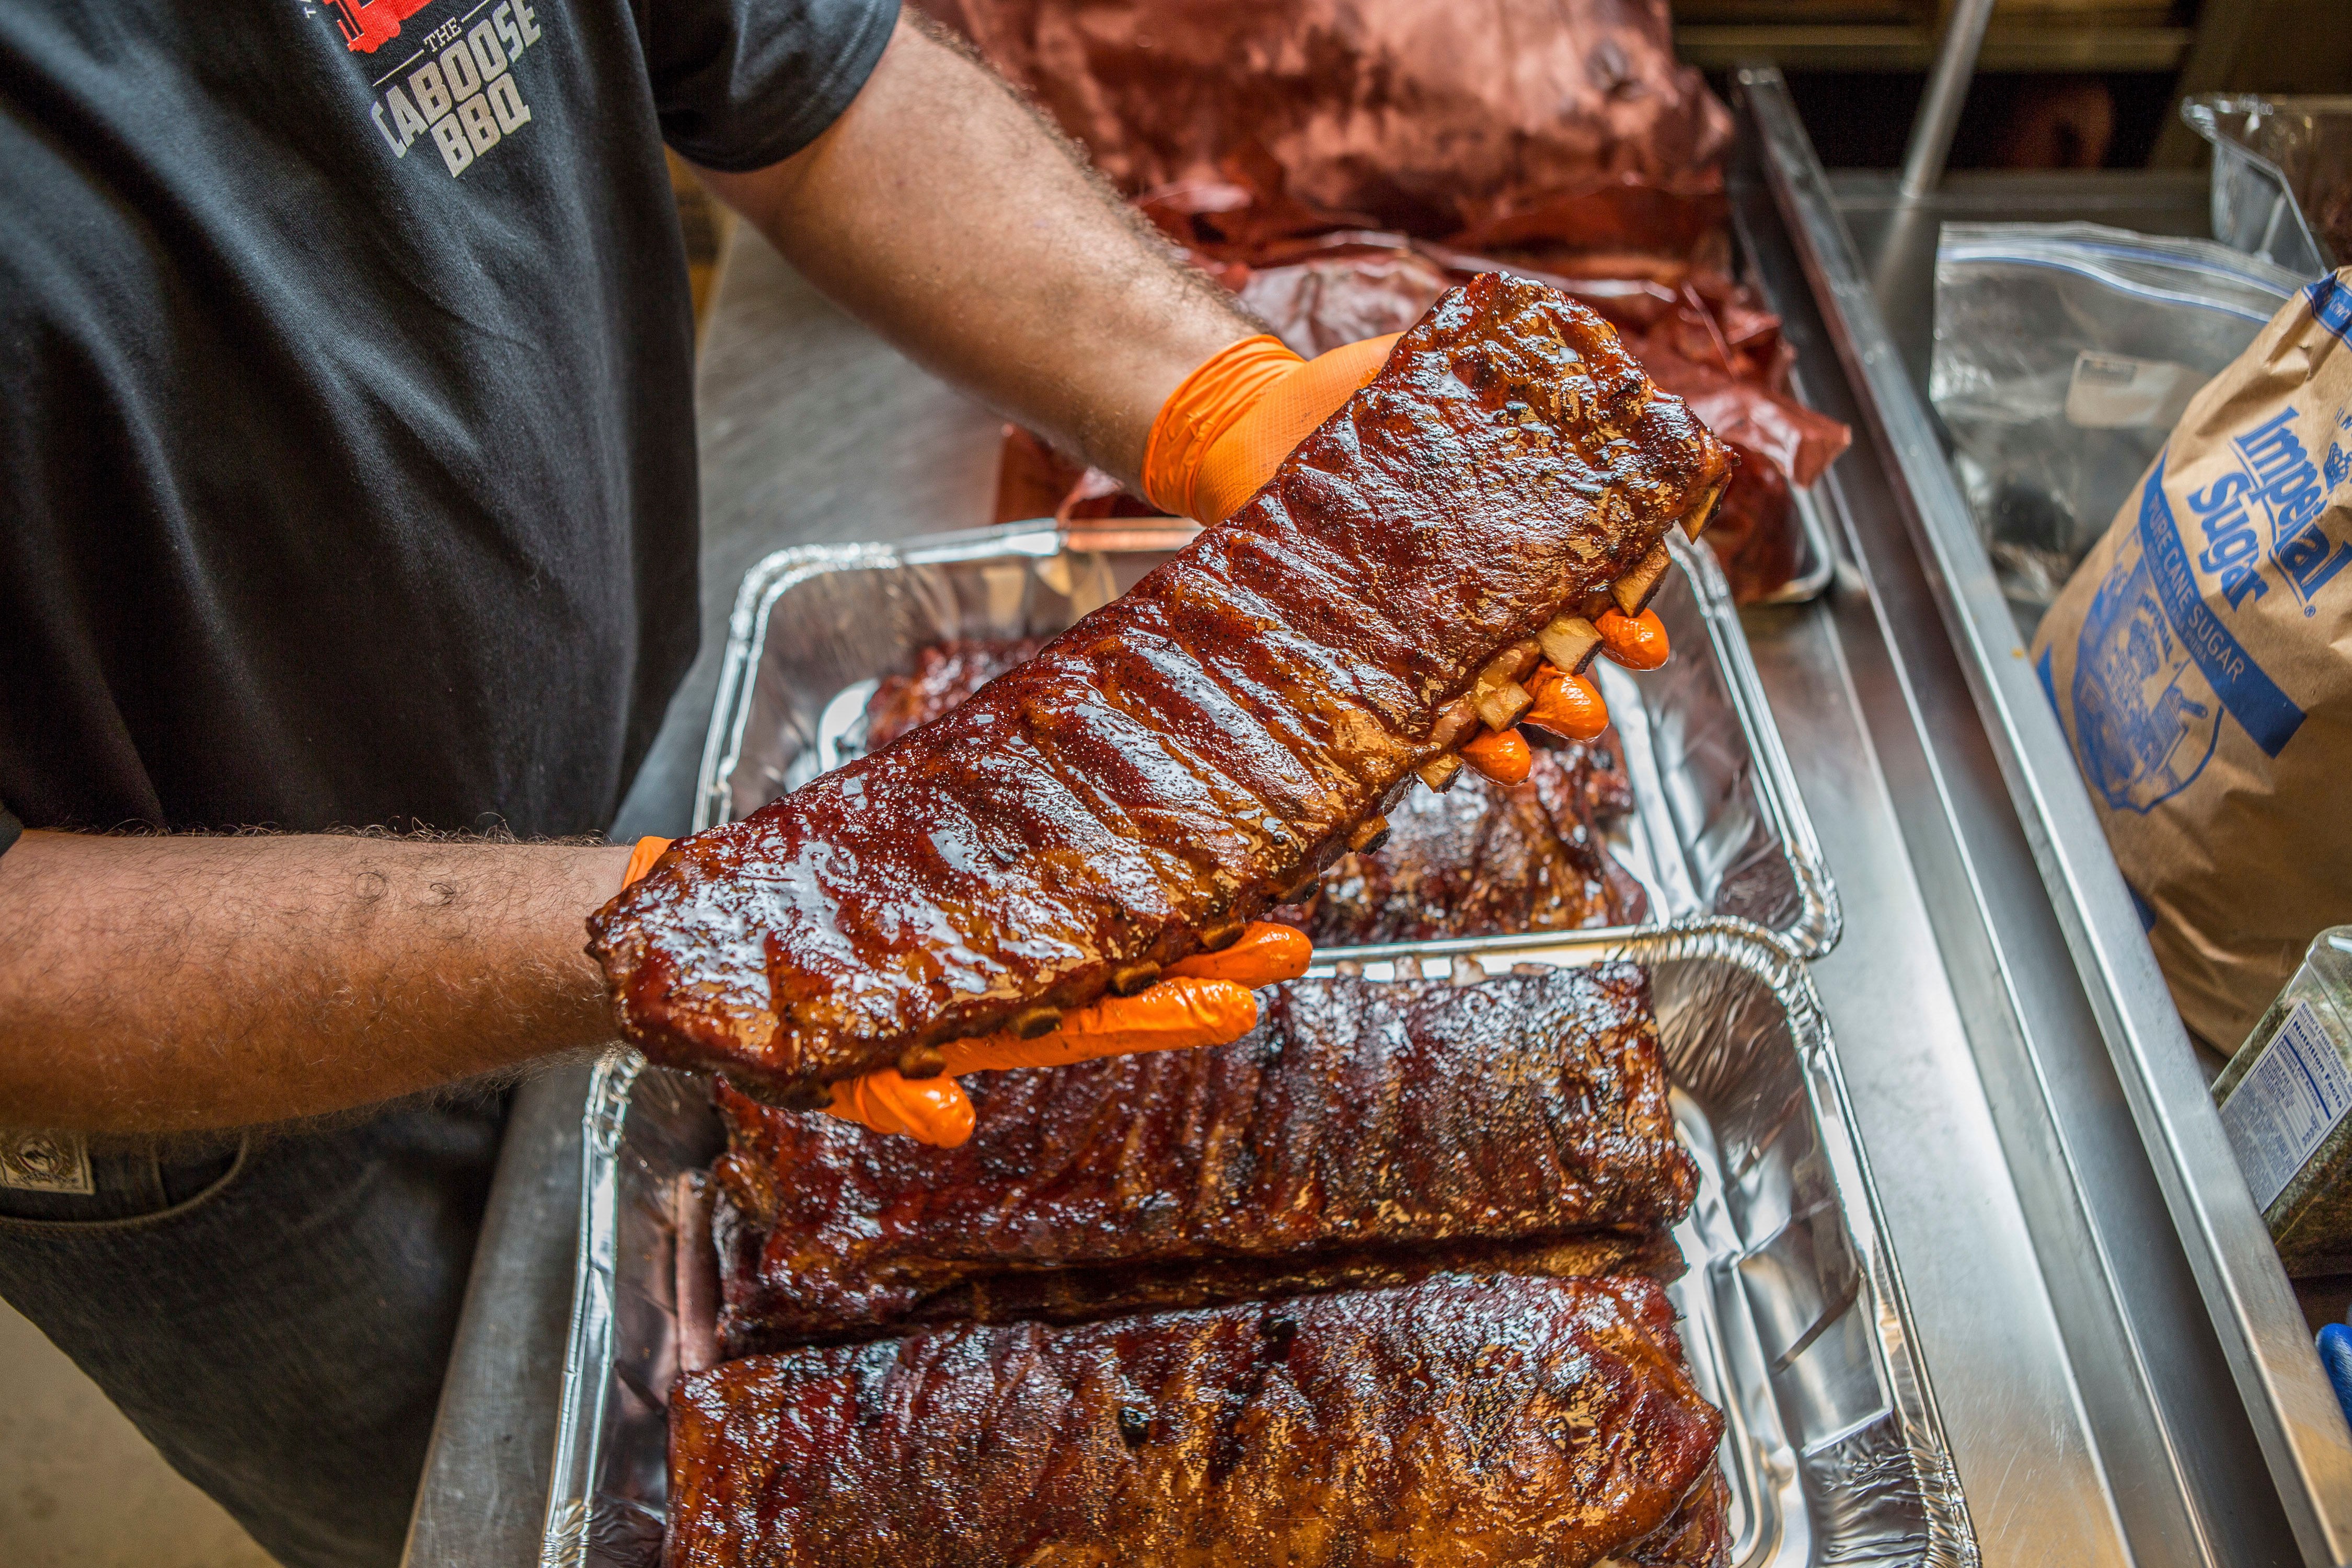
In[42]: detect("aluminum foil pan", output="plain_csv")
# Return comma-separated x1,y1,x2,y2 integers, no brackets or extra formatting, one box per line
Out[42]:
538,919,1973,1567
691,518,1839,957
1761,477,1838,606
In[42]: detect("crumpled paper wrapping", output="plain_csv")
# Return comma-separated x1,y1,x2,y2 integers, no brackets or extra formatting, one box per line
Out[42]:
918,0,1732,247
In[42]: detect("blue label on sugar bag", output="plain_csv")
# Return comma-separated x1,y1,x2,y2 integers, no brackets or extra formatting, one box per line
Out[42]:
2305,272,2352,343
2068,451,2314,809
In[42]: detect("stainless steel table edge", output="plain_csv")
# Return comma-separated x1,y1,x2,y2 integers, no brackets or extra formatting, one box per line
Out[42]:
1734,62,2352,1566
689,516,1841,958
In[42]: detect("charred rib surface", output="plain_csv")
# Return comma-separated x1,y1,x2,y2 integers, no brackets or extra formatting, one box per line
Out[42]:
710,967,1696,1350
667,1274,1727,1568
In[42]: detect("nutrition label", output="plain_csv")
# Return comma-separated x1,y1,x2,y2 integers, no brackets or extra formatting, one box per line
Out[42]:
2220,1000,2352,1214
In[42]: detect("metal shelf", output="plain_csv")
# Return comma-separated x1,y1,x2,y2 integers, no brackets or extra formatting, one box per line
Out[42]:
1676,20,2193,72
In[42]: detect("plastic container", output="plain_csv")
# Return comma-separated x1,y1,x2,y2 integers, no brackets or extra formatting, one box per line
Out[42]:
2215,928,2352,1275
1930,222,2302,618
2183,94,2352,279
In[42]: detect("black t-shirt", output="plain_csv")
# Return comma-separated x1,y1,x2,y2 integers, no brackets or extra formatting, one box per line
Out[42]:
0,0,896,838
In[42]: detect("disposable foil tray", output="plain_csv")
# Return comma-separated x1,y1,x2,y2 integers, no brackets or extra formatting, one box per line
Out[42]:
539,919,1974,1566
1763,477,1839,606
691,518,1840,957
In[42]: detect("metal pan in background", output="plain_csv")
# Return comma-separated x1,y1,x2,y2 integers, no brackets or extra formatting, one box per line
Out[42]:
693,518,1839,958
1753,473,1838,606
537,919,1973,1568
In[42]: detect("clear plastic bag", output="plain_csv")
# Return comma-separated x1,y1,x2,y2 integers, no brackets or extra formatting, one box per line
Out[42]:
1931,222,2302,616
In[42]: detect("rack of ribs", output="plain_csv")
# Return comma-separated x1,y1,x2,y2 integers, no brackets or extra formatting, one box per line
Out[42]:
666,1273,1728,1568
709,966,1696,1352
1275,733,1645,940
869,640,1646,942
589,272,1732,1104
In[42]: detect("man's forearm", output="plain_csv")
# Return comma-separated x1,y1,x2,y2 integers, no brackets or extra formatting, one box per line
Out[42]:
0,832,630,1133
693,16,1259,488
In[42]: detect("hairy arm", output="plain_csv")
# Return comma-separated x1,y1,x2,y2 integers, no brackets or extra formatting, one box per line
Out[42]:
691,15,1259,486
0,832,629,1133
0,23,1250,1136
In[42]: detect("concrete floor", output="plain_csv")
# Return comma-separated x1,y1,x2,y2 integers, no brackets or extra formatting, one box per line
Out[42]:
0,1298,277,1568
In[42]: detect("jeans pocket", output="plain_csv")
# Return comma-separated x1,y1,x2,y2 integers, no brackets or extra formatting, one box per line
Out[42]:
0,1136,249,1231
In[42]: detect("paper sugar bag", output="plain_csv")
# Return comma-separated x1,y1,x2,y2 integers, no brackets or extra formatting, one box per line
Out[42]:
2033,271,2352,1051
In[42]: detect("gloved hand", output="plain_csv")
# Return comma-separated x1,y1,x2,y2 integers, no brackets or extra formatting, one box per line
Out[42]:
1142,332,1402,529
617,837,1308,1147
1140,333,1675,788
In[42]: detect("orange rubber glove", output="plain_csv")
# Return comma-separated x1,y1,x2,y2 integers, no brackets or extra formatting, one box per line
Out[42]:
617,833,1308,1148
838,921,1310,1145
1141,335,1673,789
1454,608,1669,783
1143,333,1400,526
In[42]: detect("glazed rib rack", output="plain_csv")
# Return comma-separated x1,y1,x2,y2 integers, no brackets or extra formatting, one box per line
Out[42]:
667,1274,1730,1568
590,271,1731,1103
708,965,1695,1352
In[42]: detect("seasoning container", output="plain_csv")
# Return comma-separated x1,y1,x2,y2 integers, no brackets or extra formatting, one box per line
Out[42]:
2215,928,2352,1275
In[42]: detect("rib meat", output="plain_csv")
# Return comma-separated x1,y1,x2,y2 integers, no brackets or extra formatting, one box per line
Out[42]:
863,637,1050,751
1275,734,1645,941
590,274,1732,1100
666,1274,1727,1568
867,639,1646,942
709,966,1695,1351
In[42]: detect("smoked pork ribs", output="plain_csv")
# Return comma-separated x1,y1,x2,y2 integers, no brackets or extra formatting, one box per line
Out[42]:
864,637,1647,942
1275,735,1646,940
589,273,1732,1104
708,966,1696,1352
861,637,1049,751
666,1274,1729,1568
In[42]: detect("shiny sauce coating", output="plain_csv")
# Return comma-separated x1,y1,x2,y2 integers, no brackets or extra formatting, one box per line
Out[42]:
589,274,1733,1097
709,966,1696,1350
666,1273,1727,1568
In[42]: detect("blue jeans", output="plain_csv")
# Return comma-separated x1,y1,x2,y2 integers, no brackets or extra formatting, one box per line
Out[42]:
0,1096,508,1568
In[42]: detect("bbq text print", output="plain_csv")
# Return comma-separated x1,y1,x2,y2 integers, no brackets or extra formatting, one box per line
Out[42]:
320,0,542,176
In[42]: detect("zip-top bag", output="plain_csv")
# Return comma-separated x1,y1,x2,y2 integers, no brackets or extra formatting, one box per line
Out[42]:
2032,270,2352,1052
1933,222,2303,611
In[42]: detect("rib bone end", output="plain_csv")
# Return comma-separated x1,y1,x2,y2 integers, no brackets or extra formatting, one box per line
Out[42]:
1010,1006,1064,1040
1611,540,1675,615
1475,680,1534,732
1109,961,1162,997
1538,615,1605,674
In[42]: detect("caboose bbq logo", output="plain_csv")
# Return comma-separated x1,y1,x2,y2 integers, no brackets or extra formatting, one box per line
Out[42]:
326,0,431,53
308,0,543,177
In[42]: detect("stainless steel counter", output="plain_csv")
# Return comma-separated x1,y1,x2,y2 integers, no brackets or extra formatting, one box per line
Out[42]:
1732,69,2352,1565
407,89,2350,1567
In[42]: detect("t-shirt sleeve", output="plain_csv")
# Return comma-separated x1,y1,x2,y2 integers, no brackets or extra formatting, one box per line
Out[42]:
647,0,901,172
